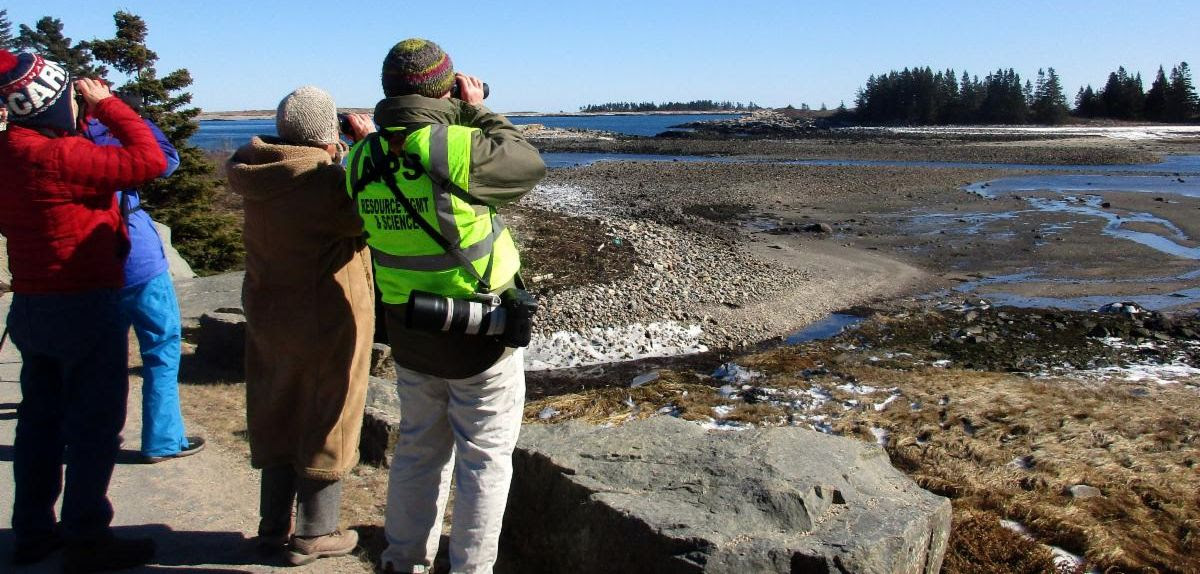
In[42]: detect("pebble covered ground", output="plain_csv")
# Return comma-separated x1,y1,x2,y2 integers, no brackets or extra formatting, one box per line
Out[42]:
520,182,807,369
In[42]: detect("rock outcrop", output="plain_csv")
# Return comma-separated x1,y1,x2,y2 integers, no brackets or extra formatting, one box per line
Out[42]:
360,375,400,466
504,417,951,574
175,271,244,328
671,109,828,138
153,221,198,280
195,308,246,375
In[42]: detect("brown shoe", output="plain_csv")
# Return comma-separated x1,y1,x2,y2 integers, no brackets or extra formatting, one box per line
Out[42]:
285,529,358,566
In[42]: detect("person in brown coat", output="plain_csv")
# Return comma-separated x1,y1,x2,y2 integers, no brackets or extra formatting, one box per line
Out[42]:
226,86,375,566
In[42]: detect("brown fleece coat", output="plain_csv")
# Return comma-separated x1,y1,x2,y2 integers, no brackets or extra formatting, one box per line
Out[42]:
227,136,374,480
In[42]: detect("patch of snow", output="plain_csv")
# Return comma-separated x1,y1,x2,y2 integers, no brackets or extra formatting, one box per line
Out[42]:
870,427,890,446
932,359,953,368
836,382,878,394
525,183,601,216
526,321,708,370
697,417,750,431
630,371,660,388
712,362,762,384
711,405,736,418
1049,355,1200,386
537,407,560,420
1000,519,1095,573
809,420,834,434
874,393,901,412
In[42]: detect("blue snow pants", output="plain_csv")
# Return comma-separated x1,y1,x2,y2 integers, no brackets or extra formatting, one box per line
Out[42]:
119,270,189,457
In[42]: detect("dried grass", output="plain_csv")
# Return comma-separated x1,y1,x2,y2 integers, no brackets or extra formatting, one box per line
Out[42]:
524,373,724,426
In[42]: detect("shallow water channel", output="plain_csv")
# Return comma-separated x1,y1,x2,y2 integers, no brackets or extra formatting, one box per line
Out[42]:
943,156,1200,310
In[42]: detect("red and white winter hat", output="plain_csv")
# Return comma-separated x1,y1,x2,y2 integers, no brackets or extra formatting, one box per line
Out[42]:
0,49,76,132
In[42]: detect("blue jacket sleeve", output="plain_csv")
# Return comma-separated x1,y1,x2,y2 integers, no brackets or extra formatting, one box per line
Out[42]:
145,120,181,178
88,118,180,179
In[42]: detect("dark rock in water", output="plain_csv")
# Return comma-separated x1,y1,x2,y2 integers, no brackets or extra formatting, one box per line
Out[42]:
1101,201,1111,208
1096,301,1147,317
505,417,951,574
195,309,245,375
767,222,832,235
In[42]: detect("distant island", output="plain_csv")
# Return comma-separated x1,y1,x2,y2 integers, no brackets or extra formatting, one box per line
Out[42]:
579,100,762,113
198,108,373,121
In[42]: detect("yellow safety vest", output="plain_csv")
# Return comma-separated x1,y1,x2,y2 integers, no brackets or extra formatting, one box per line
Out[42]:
346,124,520,304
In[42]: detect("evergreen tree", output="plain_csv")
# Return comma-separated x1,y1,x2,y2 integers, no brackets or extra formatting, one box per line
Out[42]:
1032,67,1069,124
1144,67,1170,122
15,17,106,77
1075,85,1103,117
88,11,242,274
0,10,14,50
1098,67,1145,119
1166,62,1198,122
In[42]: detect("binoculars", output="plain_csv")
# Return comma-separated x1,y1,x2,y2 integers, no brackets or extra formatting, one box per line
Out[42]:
451,81,490,100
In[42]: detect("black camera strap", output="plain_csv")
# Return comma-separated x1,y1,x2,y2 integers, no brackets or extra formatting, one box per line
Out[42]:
356,132,495,293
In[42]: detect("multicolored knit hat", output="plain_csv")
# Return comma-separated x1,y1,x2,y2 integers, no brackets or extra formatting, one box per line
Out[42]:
0,49,76,132
381,38,455,98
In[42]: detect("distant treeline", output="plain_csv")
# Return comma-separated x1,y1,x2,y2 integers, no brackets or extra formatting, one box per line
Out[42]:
580,100,762,113
1076,64,1197,122
854,63,1197,125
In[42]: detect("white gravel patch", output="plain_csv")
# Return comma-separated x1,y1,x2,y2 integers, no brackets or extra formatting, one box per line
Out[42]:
525,321,708,371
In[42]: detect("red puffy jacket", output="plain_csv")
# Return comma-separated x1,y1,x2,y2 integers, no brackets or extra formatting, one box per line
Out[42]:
0,96,167,293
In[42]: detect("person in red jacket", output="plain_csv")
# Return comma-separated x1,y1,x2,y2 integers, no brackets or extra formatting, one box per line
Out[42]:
0,49,166,572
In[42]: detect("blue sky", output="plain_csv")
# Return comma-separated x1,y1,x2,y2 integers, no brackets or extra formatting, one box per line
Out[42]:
6,1,1198,114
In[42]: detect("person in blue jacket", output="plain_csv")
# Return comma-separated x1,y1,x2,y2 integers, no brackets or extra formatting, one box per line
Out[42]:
85,92,205,463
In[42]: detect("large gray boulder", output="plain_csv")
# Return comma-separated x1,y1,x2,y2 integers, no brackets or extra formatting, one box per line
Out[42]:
153,221,198,280
505,417,950,574
174,271,244,327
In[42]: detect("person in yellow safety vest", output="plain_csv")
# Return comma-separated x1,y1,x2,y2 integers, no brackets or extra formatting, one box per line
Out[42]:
346,38,545,574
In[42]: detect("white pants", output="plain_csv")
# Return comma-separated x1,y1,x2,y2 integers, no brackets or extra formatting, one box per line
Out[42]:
381,348,525,574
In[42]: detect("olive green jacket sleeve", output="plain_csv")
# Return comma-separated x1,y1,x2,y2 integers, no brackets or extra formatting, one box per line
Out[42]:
460,103,547,207
373,95,546,207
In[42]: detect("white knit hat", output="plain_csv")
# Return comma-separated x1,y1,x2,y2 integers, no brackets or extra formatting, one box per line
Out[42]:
276,86,339,146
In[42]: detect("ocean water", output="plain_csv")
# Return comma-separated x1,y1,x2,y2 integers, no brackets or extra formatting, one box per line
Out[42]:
191,113,742,152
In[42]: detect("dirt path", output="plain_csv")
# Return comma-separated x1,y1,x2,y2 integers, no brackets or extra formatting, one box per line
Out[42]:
0,293,371,573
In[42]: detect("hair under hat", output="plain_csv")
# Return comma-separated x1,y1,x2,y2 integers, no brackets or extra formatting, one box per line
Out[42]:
0,49,76,132
381,38,455,98
276,85,340,146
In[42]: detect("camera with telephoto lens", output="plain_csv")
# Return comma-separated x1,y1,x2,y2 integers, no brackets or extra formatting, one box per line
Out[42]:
406,287,537,348
337,113,353,138
450,80,490,100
